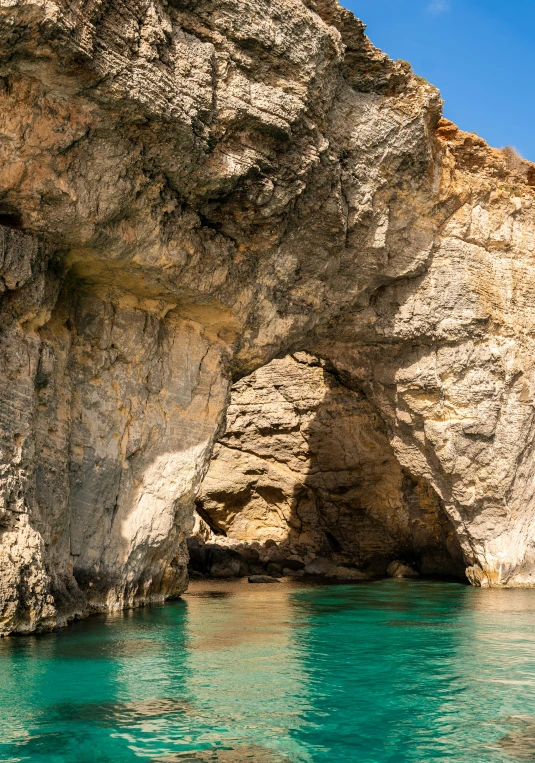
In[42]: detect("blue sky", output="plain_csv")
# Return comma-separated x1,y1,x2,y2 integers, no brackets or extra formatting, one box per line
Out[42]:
342,1,535,161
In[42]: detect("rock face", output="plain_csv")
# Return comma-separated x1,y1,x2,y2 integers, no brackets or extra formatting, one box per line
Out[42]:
192,354,465,580
0,0,535,632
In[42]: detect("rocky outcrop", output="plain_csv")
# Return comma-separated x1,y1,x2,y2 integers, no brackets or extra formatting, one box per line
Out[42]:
0,224,231,632
0,0,535,632
192,353,465,580
315,126,535,589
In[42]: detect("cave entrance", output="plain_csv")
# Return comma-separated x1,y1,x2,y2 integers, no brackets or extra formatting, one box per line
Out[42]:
188,353,467,582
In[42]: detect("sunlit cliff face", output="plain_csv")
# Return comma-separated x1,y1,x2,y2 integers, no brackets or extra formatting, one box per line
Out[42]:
1,0,535,633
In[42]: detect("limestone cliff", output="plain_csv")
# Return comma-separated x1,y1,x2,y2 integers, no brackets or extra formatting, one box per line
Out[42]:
0,0,534,633
192,353,465,580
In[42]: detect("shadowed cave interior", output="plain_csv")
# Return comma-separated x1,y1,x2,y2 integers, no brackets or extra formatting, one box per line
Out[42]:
188,354,467,582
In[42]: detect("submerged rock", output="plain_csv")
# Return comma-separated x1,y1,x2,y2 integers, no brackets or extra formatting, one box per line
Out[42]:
154,745,293,762
498,716,535,760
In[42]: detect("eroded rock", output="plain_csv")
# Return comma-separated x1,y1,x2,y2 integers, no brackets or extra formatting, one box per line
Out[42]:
248,575,280,584
192,355,465,581
0,0,534,633
387,561,419,580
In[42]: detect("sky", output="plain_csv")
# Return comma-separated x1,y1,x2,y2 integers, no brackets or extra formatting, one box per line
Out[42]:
341,0,535,161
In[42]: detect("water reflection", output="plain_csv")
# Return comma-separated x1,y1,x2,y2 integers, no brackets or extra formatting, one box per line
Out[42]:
2,580,535,761
0,603,191,762
46,697,197,726
180,580,313,762
284,581,535,762
282,581,472,762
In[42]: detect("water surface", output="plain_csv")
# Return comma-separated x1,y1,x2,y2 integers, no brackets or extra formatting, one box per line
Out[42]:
2,578,535,762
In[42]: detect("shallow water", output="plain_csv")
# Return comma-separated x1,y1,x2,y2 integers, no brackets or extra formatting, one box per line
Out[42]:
2,578,535,762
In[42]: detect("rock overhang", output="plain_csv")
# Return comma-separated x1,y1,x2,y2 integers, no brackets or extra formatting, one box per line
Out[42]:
0,0,535,633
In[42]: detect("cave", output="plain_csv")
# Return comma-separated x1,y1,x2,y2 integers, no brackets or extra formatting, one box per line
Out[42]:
1,0,534,637
189,353,467,582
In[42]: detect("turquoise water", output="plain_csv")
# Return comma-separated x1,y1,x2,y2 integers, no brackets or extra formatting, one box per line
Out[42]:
2,579,535,763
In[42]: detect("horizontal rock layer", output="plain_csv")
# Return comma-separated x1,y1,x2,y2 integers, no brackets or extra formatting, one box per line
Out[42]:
0,0,534,632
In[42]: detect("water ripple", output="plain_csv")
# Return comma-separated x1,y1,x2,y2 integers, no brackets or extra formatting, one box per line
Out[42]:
2,579,535,762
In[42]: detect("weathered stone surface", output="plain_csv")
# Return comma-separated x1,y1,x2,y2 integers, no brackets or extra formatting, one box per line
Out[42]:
0,226,231,629
387,561,419,579
0,0,534,633
315,126,535,588
193,354,465,580
248,575,280,584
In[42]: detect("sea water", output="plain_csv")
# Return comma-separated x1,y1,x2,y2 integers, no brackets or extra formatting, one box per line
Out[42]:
1,578,535,762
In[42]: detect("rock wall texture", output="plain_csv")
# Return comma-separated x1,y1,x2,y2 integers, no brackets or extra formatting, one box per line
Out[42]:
0,0,535,632
192,353,465,580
